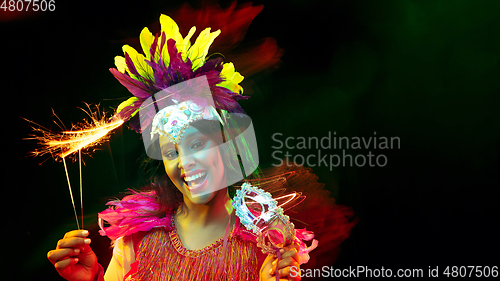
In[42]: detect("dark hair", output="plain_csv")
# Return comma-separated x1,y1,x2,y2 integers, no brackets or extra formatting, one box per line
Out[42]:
139,118,260,217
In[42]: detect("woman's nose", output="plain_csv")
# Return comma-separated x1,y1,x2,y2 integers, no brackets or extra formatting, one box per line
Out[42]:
178,153,196,169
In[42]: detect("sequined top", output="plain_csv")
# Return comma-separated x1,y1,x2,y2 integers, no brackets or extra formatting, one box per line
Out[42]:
124,220,261,281
98,190,320,281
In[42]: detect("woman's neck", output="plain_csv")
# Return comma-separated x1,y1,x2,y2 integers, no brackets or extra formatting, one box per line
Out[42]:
174,188,235,250
177,188,233,228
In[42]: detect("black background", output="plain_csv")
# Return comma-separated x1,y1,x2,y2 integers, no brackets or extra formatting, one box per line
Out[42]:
2,0,499,279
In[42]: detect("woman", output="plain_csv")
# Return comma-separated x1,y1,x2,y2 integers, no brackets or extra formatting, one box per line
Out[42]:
47,121,303,280
47,10,313,281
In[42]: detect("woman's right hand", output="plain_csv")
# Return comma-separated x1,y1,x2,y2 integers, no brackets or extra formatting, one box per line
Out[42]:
47,230,99,281
259,243,301,281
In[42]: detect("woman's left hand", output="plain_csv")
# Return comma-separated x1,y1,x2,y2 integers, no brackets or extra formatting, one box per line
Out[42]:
259,243,301,281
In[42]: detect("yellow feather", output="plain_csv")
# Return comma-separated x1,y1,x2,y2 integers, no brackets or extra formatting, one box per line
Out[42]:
189,28,221,70
139,27,155,60
114,56,127,74
122,45,153,79
116,97,140,118
219,63,244,93
159,14,184,47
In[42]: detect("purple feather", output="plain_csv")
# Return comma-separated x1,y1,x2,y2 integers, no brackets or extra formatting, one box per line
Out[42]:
110,68,152,100
149,34,159,62
128,117,142,133
159,32,167,53
124,52,140,78
194,57,223,76
166,39,193,83
145,59,167,90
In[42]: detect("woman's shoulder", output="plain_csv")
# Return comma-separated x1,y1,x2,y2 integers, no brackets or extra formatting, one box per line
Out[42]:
98,190,174,241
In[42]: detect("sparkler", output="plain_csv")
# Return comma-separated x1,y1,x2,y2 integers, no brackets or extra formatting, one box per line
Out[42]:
25,104,124,229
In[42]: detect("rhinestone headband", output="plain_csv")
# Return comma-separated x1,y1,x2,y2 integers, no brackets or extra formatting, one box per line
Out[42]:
150,100,219,144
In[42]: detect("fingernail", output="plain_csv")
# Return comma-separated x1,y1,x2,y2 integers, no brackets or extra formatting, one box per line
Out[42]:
272,260,277,265
84,239,91,244
81,230,89,236
269,269,273,275
74,248,80,254
280,248,285,253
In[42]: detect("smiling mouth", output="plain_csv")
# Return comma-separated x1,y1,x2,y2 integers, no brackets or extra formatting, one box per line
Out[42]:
183,171,208,190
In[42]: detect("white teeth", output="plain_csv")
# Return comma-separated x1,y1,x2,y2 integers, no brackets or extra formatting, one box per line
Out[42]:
185,172,207,182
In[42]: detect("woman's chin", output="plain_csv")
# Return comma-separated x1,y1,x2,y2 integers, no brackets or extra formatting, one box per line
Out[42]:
185,184,225,206
186,192,215,205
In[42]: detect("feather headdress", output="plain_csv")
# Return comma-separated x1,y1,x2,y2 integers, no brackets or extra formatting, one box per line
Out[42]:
110,14,247,133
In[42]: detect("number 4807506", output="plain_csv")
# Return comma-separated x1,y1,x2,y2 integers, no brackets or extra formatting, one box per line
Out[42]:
1,0,56,12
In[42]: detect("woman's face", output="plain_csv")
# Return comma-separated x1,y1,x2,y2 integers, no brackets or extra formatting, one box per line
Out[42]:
159,125,226,205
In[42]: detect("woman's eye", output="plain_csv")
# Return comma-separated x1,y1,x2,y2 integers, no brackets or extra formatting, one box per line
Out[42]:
163,150,178,160
191,140,207,150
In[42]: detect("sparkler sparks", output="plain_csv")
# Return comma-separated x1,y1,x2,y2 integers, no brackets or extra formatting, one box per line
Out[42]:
24,103,125,229
25,104,124,161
